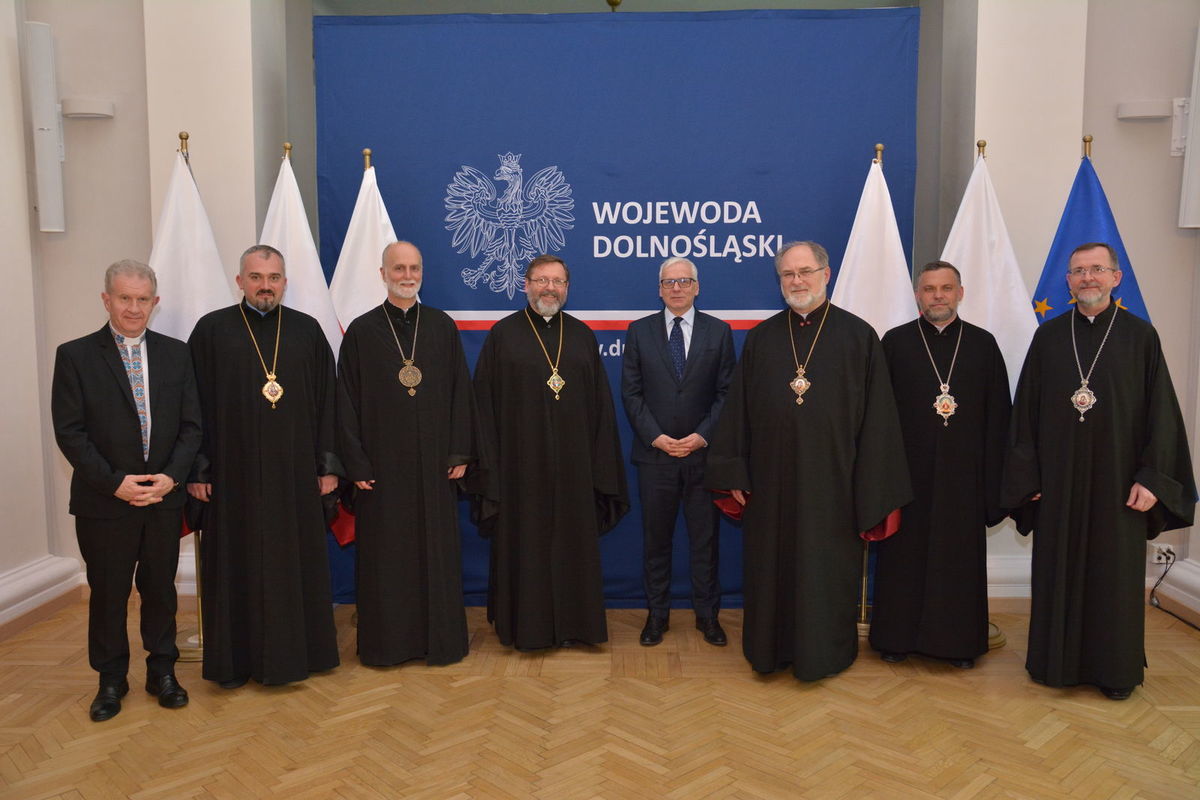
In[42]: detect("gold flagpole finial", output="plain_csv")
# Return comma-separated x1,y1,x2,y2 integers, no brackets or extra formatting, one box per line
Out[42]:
1083,134,1093,158
363,148,372,170
606,0,621,9
283,142,292,159
977,139,987,158
873,142,884,164
178,131,189,155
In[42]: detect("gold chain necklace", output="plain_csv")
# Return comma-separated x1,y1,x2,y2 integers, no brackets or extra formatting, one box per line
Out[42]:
382,302,422,396
916,318,964,426
1069,305,1118,421
786,301,831,405
239,303,283,408
525,307,565,400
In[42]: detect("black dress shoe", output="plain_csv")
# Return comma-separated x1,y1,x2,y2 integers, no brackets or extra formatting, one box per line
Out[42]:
948,658,975,669
1100,686,1133,701
219,676,249,689
146,673,189,708
696,617,727,646
880,651,907,663
639,616,669,647
89,678,129,722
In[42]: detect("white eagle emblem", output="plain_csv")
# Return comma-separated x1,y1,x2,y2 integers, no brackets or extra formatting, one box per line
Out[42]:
444,153,575,299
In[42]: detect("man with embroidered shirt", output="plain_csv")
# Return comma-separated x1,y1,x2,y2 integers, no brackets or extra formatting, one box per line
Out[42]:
1002,242,1195,700
870,260,1010,669
187,244,341,688
474,254,628,651
52,260,201,721
622,257,735,647
705,240,910,681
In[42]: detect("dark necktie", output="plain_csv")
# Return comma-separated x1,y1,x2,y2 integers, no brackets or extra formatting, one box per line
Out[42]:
669,316,685,379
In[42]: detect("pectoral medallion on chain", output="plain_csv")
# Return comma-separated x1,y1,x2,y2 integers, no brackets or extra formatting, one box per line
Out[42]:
262,373,284,409
547,368,566,400
1069,307,1117,423
1071,380,1097,421
789,366,811,405
398,360,422,397
933,384,957,427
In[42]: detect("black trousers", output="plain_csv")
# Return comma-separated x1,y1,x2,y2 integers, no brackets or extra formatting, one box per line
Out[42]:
638,460,720,620
75,505,181,681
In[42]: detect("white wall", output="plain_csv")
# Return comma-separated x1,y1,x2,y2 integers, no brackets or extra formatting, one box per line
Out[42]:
0,0,81,625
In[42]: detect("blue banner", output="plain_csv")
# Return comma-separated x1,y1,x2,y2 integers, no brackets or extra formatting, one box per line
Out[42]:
1033,157,1150,323
315,10,919,607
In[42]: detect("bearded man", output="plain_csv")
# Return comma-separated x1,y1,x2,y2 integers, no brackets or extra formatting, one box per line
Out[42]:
473,255,629,651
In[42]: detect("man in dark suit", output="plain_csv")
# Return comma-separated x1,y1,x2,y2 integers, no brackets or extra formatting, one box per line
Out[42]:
52,259,201,722
622,257,736,646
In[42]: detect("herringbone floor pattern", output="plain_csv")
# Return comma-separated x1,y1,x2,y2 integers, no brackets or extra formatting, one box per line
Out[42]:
1,600,1197,799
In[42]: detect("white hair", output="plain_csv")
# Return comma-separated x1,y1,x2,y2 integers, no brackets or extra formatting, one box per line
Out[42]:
658,257,698,281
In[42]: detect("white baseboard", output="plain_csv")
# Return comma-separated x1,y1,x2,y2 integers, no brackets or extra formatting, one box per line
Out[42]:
987,555,1032,598
1152,557,1200,624
0,554,82,626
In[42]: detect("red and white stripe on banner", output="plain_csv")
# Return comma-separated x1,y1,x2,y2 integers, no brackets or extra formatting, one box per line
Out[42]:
448,309,776,331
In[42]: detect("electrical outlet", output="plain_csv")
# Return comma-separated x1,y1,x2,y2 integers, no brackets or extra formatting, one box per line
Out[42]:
1152,544,1176,564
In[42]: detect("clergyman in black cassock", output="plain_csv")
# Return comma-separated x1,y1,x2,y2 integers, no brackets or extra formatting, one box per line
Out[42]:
870,261,1010,668
706,241,911,681
187,245,341,687
52,260,201,721
474,255,629,651
337,241,476,666
1002,242,1195,700
621,257,736,647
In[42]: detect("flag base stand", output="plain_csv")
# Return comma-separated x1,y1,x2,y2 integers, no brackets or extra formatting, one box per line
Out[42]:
176,530,203,662
177,629,203,662
987,621,1006,650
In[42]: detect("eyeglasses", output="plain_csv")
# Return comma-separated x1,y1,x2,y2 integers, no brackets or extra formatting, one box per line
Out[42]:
779,268,825,280
659,278,696,288
1067,266,1118,277
528,277,568,288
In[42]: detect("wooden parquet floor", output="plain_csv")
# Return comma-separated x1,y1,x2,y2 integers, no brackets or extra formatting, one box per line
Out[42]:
1,601,1198,799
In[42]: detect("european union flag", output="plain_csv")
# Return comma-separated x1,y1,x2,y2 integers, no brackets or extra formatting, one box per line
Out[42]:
1031,157,1150,323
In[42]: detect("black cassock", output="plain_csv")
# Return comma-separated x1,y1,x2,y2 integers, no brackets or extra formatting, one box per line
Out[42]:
870,317,1010,661
1002,304,1195,690
337,302,476,666
189,302,340,685
706,303,911,680
474,307,628,650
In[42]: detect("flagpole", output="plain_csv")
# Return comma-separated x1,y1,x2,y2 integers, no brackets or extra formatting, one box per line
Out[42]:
856,133,884,636
179,130,188,155
857,541,870,636
977,139,986,158
283,141,292,159
1083,134,1092,158
363,147,371,170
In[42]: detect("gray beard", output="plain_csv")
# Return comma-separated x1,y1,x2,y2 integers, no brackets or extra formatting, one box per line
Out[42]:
248,294,280,312
532,297,563,316
922,307,955,324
